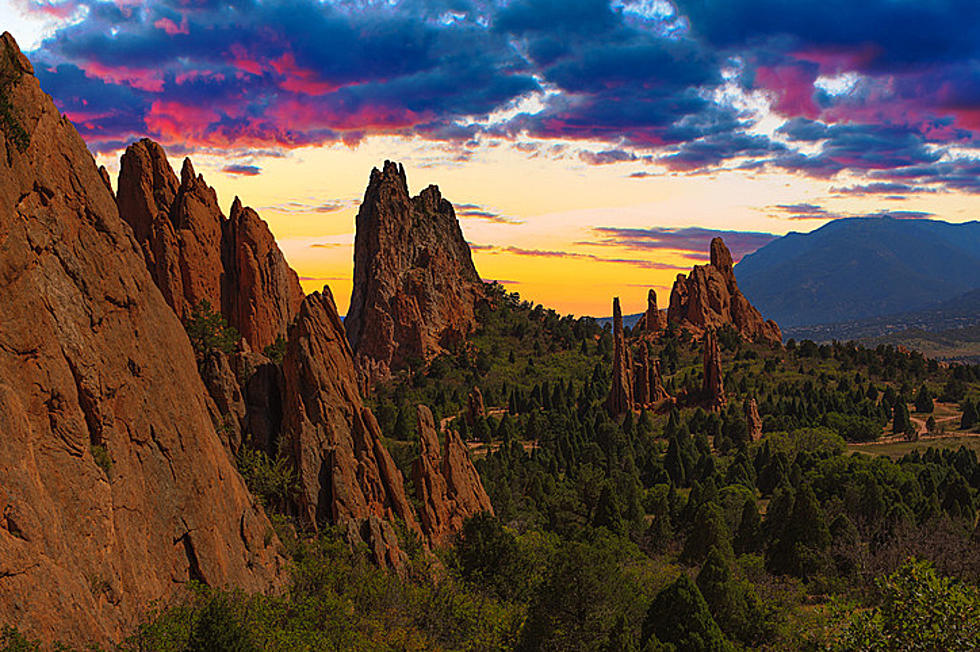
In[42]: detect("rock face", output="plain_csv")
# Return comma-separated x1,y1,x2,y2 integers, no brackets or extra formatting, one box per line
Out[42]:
667,237,781,345
745,398,763,441
637,289,666,333
467,386,486,425
346,161,483,385
116,140,304,351
702,329,727,411
281,288,419,568
412,405,494,547
606,297,634,416
0,32,282,646
634,345,672,408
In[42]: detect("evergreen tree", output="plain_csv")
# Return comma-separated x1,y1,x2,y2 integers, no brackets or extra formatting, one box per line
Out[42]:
641,574,733,652
914,384,934,413
892,401,912,434
961,399,978,430
697,547,771,647
682,502,734,564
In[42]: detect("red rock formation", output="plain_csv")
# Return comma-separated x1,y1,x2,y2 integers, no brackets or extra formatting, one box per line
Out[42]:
667,237,781,344
702,329,727,411
634,344,673,408
223,197,305,351
116,140,303,351
606,297,634,416
467,386,486,425
637,288,666,333
0,33,282,646
281,288,419,568
346,161,483,385
745,397,762,441
412,405,493,547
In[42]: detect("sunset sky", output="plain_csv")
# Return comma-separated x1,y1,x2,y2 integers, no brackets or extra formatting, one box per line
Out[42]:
5,0,980,316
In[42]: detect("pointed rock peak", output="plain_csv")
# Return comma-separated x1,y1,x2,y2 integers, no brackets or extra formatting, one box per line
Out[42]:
98,165,112,194
368,159,409,196
230,195,243,218
180,157,196,187
710,237,734,273
612,296,623,328
417,184,444,211
1,31,34,75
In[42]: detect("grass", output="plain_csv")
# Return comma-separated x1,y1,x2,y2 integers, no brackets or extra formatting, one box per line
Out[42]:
847,435,980,458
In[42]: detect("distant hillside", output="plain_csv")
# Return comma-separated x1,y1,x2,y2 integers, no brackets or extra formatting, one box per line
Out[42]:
859,325,980,364
784,287,980,343
735,217,980,328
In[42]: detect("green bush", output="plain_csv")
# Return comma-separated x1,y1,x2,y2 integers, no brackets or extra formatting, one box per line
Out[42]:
185,300,240,358
91,443,112,476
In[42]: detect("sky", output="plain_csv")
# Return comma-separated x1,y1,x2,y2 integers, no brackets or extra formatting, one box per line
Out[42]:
4,0,980,317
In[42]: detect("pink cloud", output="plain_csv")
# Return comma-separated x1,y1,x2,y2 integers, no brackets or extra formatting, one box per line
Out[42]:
153,16,189,36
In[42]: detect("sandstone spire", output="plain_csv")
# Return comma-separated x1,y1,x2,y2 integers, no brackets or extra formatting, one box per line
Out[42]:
745,397,763,440
606,297,634,416
116,140,303,351
412,405,494,546
634,343,673,408
0,32,282,646
467,386,486,425
667,237,781,344
345,161,483,386
281,288,419,569
640,288,666,332
702,329,726,411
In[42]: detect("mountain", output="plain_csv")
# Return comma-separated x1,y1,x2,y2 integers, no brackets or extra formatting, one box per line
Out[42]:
0,33,283,645
784,286,980,343
346,161,484,387
735,216,980,328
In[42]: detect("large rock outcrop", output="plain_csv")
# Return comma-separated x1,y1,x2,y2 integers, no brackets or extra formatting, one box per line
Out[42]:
605,297,634,416
745,398,763,441
412,405,494,547
116,140,304,351
637,288,666,333
667,237,781,345
702,329,727,411
345,161,483,386
634,345,672,408
0,32,282,646
281,288,419,568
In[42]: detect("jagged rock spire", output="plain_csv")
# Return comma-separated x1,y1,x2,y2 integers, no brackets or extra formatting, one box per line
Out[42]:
606,297,634,416
702,329,726,411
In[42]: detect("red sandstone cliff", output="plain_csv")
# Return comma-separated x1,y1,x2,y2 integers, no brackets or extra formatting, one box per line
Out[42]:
345,161,483,386
0,32,283,646
116,140,304,351
667,237,781,345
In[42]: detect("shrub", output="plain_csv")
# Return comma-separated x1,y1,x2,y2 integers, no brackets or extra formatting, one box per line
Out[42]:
185,300,239,358
91,443,112,476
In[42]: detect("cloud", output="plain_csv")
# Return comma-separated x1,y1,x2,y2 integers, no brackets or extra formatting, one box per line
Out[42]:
585,226,777,260
222,163,261,176
13,0,980,194
261,200,358,214
474,244,691,270
455,203,523,224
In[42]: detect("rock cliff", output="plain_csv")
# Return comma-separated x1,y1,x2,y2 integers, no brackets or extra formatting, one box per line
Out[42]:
702,329,727,411
116,140,303,351
281,288,420,568
0,32,282,646
412,405,494,547
345,161,483,386
605,297,635,416
667,237,781,345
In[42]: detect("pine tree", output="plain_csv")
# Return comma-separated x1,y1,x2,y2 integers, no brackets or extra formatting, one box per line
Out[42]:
962,399,978,430
682,501,734,564
641,574,733,652
893,401,912,434
697,547,771,647
914,384,934,413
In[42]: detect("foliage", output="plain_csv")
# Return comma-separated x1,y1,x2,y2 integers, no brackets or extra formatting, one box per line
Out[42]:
90,443,112,476
828,558,980,651
235,446,297,509
261,334,287,364
641,574,733,652
185,300,240,358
